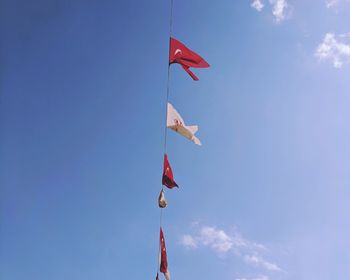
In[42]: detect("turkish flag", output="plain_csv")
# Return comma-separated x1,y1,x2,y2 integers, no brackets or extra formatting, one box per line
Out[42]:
169,37,209,81
162,154,178,189
160,227,169,274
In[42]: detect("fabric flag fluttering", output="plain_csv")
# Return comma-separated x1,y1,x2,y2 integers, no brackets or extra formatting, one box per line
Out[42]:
167,103,201,145
160,227,170,280
169,37,210,81
158,189,168,208
162,154,178,188
154,1,212,279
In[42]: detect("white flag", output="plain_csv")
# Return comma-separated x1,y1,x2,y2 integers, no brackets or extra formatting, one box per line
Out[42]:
166,103,201,145
158,189,168,208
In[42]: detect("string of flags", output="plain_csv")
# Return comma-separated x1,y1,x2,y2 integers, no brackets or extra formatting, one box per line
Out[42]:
156,2,210,279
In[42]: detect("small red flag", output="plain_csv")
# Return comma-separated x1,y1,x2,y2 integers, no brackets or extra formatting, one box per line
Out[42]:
160,227,168,274
162,154,178,189
169,37,210,81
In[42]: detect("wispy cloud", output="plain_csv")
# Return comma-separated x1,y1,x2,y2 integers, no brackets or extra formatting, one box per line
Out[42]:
180,234,198,249
199,226,233,252
236,276,269,280
180,224,281,273
326,0,339,7
326,0,350,8
244,254,282,272
250,0,291,23
251,0,265,12
269,0,289,23
315,33,350,68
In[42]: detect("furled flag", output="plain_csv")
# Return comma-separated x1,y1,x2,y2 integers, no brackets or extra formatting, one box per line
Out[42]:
158,189,168,208
167,103,201,145
169,37,209,81
162,154,178,189
160,227,170,280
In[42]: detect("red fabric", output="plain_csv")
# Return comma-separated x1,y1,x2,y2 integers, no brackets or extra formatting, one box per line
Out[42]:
160,227,168,273
169,37,209,80
181,65,199,81
162,154,178,189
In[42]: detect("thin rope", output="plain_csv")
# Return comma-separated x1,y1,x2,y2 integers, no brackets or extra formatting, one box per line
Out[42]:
157,0,174,276
163,0,174,153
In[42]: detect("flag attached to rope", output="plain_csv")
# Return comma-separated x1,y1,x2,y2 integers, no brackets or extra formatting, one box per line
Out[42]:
162,154,178,189
169,37,209,81
158,189,168,208
160,227,170,280
167,103,201,145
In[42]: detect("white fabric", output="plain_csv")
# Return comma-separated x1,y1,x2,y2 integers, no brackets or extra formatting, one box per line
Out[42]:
167,103,201,145
163,271,170,280
158,190,167,208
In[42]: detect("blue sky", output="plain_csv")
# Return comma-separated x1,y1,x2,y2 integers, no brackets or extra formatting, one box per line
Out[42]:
1,0,350,279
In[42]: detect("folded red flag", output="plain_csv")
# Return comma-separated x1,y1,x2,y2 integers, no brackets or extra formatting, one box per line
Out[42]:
162,154,178,189
160,227,168,274
169,37,210,81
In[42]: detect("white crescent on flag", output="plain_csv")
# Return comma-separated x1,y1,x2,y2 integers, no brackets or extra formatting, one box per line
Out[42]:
166,103,201,145
174,49,182,56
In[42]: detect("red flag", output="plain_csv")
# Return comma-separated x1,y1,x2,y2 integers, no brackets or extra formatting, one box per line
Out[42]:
160,227,168,274
169,37,210,81
162,154,178,189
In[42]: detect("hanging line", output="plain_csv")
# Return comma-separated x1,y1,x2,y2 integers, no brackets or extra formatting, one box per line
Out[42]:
163,0,174,154
157,0,174,276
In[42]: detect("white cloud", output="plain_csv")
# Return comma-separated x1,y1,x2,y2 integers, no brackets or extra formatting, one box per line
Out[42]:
315,33,350,68
250,0,291,23
199,226,233,253
326,0,350,8
180,234,198,249
180,224,282,273
326,0,339,7
269,0,289,22
251,0,265,12
236,276,269,280
244,254,282,272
